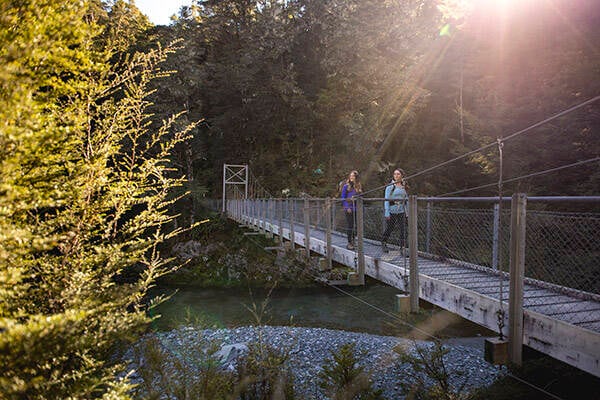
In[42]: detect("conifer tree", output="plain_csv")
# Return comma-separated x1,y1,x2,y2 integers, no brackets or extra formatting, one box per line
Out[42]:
0,1,197,398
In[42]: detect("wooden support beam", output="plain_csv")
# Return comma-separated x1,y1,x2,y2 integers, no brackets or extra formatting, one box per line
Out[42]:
325,197,333,270
289,199,295,250
356,197,365,285
509,193,527,366
408,195,419,313
304,198,311,261
278,199,284,246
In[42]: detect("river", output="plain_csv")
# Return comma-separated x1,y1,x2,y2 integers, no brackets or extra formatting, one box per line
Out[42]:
149,280,491,340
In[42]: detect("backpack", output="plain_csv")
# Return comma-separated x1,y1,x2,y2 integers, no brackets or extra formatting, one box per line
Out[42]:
336,180,346,197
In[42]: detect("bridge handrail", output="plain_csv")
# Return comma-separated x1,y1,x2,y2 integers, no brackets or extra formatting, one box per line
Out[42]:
246,196,600,202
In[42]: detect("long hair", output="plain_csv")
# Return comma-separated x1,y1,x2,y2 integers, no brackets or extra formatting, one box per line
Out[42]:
347,170,362,193
393,168,408,190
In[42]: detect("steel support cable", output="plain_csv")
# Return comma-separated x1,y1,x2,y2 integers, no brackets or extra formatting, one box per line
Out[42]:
506,373,564,400
239,210,566,400
248,170,273,198
403,95,600,182
437,156,600,197
360,95,600,198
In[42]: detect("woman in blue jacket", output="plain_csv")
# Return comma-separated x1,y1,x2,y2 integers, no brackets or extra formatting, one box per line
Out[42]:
341,170,362,249
382,169,408,253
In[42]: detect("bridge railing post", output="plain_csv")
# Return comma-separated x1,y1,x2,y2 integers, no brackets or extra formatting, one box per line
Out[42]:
325,197,333,270
256,199,261,231
356,197,365,285
304,198,311,261
261,199,267,234
254,199,258,230
242,199,246,224
408,195,420,313
245,199,249,224
509,193,527,366
426,201,432,253
289,199,295,250
278,199,284,247
268,199,274,238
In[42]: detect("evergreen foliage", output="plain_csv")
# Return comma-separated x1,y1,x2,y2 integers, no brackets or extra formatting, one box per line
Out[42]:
397,341,468,400
318,342,384,400
132,335,235,400
0,1,198,398
151,0,599,198
235,340,296,400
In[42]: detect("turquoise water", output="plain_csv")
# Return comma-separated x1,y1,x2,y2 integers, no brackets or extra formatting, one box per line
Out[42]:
149,282,489,338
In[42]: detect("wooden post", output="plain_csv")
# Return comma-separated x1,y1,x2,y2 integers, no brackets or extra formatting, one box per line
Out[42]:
426,202,432,253
325,197,333,270
252,199,259,231
268,199,274,238
356,197,365,285
408,195,420,313
304,198,311,260
257,199,263,233
289,199,295,250
509,193,527,366
262,199,267,234
278,199,284,247
316,202,321,229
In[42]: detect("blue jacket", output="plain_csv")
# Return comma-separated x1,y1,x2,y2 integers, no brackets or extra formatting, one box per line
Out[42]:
341,183,358,211
384,183,407,217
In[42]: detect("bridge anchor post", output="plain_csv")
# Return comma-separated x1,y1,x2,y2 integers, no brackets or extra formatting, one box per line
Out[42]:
408,195,420,313
509,193,527,366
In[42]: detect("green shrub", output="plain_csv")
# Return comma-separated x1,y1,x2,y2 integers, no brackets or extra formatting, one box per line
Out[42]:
235,340,296,400
319,342,384,400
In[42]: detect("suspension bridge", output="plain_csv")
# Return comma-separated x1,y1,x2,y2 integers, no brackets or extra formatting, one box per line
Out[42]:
213,163,600,379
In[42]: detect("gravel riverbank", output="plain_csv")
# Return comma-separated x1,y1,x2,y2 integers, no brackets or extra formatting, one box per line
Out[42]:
131,326,504,399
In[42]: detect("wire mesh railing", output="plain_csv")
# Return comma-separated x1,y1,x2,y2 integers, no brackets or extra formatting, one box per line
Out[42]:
416,205,510,271
525,210,600,296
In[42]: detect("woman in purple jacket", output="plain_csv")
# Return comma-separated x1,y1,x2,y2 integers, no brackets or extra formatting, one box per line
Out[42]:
341,170,362,249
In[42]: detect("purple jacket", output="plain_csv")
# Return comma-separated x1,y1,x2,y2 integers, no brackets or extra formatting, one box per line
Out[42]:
341,183,358,211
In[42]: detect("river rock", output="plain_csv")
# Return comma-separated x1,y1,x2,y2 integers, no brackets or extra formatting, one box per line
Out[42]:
126,326,504,399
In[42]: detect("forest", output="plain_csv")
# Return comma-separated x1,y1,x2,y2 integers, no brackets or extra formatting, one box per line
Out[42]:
1,0,598,398
151,0,600,199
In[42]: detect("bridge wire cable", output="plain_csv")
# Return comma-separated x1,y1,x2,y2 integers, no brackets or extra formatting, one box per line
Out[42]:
235,206,567,400
436,156,600,197
248,170,273,199
359,94,600,197
505,372,564,400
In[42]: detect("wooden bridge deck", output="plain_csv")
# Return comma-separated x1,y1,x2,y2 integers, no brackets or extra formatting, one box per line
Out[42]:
237,214,600,377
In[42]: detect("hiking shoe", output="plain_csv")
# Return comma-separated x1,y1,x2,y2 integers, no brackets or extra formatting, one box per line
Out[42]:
346,242,355,250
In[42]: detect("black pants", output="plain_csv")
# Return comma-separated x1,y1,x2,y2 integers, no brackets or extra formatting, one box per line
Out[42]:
382,213,406,247
345,210,355,243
